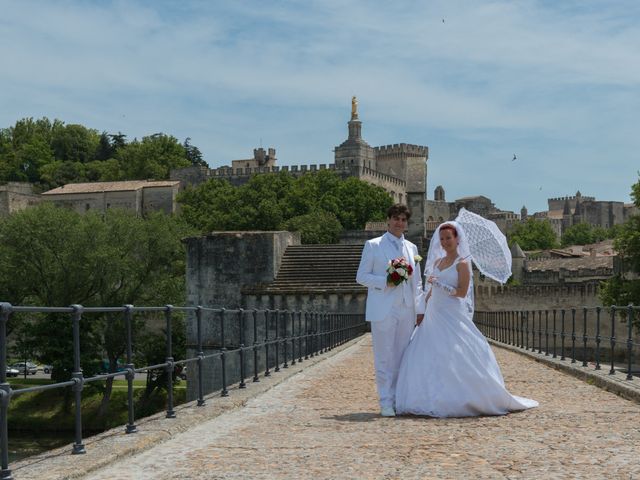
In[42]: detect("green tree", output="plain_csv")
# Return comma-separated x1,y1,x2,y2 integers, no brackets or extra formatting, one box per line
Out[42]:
116,133,190,180
284,211,343,244
507,218,558,251
183,137,207,167
561,223,594,247
50,123,100,164
561,222,615,247
600,176,640,315
177,170,392,243
0,204,190,413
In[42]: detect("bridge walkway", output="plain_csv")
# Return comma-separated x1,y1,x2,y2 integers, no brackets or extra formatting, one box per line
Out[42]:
16,335,640,479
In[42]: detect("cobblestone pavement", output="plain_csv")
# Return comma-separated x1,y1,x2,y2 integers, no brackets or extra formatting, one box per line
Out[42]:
73,334,640,480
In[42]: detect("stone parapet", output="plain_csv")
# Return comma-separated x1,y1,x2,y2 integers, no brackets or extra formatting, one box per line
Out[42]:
374,143,428,156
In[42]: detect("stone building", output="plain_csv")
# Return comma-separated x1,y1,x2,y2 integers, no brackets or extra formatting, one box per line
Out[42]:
171,99,429,245
424,185,519,234
41,180,181,215
528,191,635,239
0,182,41,216
231,147,277,170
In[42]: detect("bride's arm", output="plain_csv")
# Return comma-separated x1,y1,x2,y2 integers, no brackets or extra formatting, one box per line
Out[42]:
451,260,471,298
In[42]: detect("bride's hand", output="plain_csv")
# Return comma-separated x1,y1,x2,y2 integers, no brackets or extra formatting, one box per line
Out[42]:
427,275,436,284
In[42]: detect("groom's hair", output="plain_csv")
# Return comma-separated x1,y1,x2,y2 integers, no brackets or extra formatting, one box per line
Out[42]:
387,204,411,220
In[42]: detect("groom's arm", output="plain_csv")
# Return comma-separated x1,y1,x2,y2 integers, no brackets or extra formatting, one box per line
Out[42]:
356,241,387,290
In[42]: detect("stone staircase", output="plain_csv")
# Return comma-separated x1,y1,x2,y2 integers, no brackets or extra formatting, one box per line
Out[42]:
248,244,367,293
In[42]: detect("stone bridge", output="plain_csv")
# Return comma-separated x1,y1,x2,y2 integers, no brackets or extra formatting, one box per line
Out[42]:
12,333,640,479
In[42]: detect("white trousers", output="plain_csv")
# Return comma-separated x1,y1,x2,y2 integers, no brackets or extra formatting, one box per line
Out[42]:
370,304,415,409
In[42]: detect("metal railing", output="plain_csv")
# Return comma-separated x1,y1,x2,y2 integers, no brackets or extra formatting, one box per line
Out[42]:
0,303,366,479
474,305,639,379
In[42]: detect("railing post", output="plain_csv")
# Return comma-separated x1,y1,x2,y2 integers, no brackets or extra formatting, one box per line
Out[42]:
544,310,549,356
239,309,246,388
560,309,566,361
609,306,616,375
274,310,281,372
220,308,229,396
537,311,542,354
264,310,271,377
582,307,588,367
571,308,577,364
196,306,206,406
71,304,86,454
290,311,296,366
164,305,176,418
552,309,557,358
626,304,634,381
283,310,289,368
304,312,310,360
124,305,137,433
298,311,303,363
0,303,13,480
595,306,602,370
252,309,260,383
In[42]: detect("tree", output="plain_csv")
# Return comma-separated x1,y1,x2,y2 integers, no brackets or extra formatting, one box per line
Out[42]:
177,170,393,243
561,223,593,246
116,133,190,180
284,211,343,244
50,124,100,164
507,218,558,251
600,176,640,316
183,137,207,167
0,204,191,413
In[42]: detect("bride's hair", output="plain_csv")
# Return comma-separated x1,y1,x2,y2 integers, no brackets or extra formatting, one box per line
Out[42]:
439,223,458,237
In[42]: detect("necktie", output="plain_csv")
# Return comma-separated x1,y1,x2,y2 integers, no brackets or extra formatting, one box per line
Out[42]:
395,239,412,306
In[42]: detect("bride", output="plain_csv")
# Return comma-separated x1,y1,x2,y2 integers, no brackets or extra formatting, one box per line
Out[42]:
395,222,538,417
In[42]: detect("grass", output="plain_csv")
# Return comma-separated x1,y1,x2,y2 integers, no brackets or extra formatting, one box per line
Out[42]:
7,379,187,432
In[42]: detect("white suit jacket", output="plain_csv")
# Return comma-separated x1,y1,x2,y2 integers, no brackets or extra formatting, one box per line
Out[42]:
356,233,426,322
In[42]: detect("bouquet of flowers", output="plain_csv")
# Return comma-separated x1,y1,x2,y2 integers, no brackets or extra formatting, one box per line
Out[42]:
386,257,413,286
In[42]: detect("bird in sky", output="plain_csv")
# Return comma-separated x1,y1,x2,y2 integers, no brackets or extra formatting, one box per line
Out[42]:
512,154,517,161
442,18,445,23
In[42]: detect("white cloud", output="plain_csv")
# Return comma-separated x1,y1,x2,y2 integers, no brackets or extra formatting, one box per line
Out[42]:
0,0,638,212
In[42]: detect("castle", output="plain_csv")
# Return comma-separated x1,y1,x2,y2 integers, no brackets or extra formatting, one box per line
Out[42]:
171,98,429,245
528,190,638,238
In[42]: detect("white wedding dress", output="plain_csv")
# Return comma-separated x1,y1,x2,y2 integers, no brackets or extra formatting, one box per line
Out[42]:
395,258,538,417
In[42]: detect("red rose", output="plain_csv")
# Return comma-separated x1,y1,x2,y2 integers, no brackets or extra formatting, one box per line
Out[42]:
391,272,401,282
407,265,413,274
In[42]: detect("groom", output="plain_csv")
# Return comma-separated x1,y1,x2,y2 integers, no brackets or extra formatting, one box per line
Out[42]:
356,204,425,417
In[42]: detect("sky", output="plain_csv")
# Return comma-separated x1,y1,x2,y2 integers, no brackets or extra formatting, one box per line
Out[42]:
1,0,639,214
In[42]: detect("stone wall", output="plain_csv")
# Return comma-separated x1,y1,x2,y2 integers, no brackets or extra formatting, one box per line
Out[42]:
183,231,368,399
44,190,142,214
142,185,179,215
184,231,300,309
0,183,41,216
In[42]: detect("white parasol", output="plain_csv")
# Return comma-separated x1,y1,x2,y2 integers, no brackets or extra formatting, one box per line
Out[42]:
454,208,512,284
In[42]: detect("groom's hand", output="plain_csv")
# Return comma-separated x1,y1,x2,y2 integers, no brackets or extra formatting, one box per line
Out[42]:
415,314,424,326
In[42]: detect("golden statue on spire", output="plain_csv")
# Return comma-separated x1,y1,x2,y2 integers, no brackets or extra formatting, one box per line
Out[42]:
351,96,359,120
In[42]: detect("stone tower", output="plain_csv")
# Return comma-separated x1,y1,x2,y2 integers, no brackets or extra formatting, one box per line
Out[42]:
334,98,375,170
520,205,528,221
510,242,526,284
434,185,445,201
562,198,572,232
374,143,428,244
333,98,429,247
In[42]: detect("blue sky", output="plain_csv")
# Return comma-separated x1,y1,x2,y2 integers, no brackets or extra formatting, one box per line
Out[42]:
1,0,639,213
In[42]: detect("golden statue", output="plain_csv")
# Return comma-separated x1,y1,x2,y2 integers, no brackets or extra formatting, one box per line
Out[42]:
351,96,358,120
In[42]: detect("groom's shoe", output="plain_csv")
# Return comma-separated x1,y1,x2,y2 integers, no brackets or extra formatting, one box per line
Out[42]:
380,406,396,417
